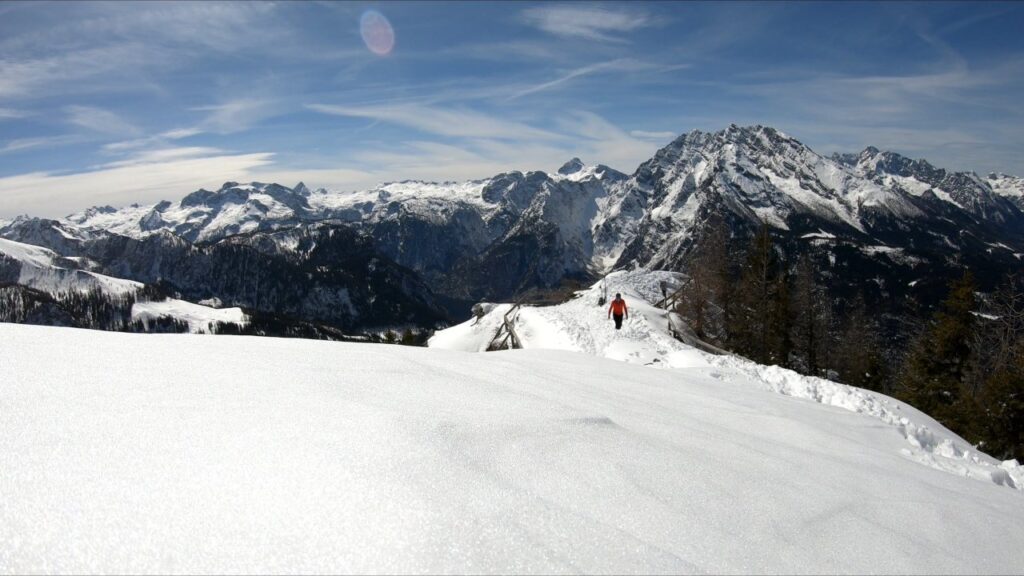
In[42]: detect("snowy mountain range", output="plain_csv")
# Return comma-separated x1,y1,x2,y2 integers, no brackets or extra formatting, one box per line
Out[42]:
2,124,1023,330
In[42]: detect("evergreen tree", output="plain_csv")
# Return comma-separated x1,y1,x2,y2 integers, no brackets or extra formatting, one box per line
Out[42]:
768,267,792,366
679,218,732,345
732,225,788,365
971,273,1024,460
897,272,978,421
836,293,888,392
978,368,1024,461
789,253,835,377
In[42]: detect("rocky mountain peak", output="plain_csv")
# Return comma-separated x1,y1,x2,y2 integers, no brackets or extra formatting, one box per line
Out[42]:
557,158,585,175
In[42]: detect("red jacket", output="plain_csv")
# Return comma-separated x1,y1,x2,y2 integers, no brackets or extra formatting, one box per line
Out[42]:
608,298,627,316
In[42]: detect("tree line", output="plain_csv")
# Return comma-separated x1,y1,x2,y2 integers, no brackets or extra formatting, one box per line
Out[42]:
676,222,1024,461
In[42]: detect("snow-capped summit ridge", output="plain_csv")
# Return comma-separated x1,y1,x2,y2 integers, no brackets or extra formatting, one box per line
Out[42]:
557,157,585,175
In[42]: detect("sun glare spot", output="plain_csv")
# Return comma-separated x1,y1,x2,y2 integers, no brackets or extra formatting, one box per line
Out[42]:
360,10,395,56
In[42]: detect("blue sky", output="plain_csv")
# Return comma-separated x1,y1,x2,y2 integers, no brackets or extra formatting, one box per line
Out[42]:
1,1,1023,218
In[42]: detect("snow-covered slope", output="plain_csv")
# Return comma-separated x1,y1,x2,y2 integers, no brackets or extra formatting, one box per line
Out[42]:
0,237,141,296
841,147,1020,224
431,270,1024,493
988,172,1024,210
0,237,246,333
131,298,247,333
3,322,1022,573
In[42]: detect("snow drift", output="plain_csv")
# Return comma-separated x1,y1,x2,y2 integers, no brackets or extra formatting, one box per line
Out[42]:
2,321,1023,574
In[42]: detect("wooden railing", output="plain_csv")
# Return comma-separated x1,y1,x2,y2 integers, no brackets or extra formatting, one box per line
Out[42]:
487,303,522,351
654,281,688,311
654,278,729,356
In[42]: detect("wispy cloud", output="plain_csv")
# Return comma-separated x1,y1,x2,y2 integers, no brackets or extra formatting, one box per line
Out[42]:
103,127,203,153
557,111,661,170
0,4,292,102
438,39,568,64
96,146,227,169
0,44,160,99
506,58,690,101
507,59,632,100
65,105,140,136
0,135,82,155
322,110,662,186
0,150,276,218
0,107,26,120
161,127,202,140
0,3,278,58
522,5,654,43
630,130,677,141
193,98,281,134
308,103,565,141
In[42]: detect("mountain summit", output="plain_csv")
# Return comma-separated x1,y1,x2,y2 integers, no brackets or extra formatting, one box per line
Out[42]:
557,157,586,175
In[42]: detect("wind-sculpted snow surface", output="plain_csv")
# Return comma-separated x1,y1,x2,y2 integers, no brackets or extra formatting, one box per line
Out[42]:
713,360,1024,491
430,270,1024,493
3,323,1024,574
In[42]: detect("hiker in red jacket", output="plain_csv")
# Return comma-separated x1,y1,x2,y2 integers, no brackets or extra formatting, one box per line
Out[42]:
608,292,628,330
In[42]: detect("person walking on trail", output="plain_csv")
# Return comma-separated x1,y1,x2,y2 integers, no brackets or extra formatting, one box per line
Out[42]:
608,292,628,330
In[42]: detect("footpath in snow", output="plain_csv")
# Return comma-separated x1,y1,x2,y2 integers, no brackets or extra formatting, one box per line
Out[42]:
2,322,1024,574
430,269,1024,493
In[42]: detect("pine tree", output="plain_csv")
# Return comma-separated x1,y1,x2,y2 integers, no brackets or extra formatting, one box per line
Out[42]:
978,369,1024,461
679,218,732,344
836,293,888,392
789,253,834,377
768,267,792,366
732,225,788,365
897,272,978,421
972,273,1024,460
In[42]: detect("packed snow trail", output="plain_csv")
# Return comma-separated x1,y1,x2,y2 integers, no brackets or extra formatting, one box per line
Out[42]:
431,270,1024,492
3,323,1024,574
430,270,700,366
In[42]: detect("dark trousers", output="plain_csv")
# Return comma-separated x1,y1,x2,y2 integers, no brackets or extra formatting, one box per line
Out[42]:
613,313,623,330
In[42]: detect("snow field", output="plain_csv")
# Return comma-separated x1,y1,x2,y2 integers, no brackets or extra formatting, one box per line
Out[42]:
130,299,247,333
2,323,1023,573
431,270,1024,492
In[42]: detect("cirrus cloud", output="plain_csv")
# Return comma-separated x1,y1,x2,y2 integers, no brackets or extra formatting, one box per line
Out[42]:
522,5,654,43
0,149,275,218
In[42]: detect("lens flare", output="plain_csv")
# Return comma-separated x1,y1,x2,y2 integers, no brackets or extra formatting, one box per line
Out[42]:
360,10,395,56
